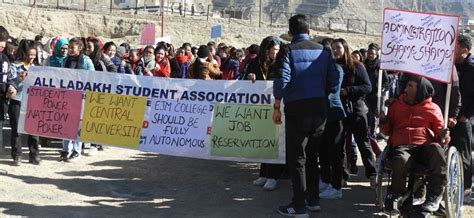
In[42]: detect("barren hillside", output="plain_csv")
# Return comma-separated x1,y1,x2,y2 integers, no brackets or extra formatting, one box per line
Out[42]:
0,3,380,50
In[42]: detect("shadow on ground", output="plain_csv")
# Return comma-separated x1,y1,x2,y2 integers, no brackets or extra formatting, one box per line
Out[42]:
0,148,387,217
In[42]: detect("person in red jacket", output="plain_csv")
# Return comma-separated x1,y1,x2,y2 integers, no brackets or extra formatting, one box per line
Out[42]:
379,75,450,214
152,45,171,77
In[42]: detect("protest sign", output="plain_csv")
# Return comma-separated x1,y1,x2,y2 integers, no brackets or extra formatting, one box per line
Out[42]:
140,23,156,45
81,92,147,148
18,67,285,164
380,9,459,83
140,99,213,158
211,25,222,39
210,103,278,160
24,86,82,140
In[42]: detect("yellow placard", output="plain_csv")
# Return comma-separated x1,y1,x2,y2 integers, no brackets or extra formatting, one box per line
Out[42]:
80,91,147,147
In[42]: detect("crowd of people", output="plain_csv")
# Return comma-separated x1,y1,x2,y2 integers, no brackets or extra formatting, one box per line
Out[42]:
0,13,473,217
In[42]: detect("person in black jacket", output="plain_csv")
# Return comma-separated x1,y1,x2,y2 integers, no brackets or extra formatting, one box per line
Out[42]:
0,26,11,153
364,45,388,155
454,34,474,202
245,36,285,191
331,38,377,188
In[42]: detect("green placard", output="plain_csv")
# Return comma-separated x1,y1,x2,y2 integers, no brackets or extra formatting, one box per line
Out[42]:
210,103,279,159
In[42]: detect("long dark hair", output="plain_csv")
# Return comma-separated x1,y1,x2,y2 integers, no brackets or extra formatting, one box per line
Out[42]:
86,37,103,65
15,39,36,63
258,36,280,75
332,38,358,73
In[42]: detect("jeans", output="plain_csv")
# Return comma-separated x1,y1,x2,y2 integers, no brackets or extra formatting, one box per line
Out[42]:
63,140,82,154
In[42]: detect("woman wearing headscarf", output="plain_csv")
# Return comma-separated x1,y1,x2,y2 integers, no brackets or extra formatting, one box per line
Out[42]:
43,37,68,67
59,37,94,162
379,75,450,214
246,36,284,191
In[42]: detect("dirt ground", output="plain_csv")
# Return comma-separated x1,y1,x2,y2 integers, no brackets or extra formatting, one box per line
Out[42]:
0,141,473,217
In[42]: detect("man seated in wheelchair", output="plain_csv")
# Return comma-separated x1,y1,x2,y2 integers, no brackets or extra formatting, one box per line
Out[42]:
379,75,451,213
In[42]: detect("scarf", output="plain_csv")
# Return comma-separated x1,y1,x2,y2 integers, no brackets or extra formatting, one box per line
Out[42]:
49,37,69,67
175,55,188,64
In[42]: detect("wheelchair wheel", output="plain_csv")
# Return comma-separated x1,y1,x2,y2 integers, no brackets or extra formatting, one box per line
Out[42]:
376,146,390,211
443,146,464,218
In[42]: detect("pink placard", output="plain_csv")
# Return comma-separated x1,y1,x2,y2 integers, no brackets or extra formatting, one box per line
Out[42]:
24,86,83,140
140,24,156,45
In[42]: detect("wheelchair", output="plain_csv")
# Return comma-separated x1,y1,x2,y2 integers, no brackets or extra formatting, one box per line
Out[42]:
375,145,464,218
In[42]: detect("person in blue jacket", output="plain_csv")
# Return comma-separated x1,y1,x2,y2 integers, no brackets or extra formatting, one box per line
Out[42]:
273,14,339,217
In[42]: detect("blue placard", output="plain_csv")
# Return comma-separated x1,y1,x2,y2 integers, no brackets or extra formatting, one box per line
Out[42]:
211,25,222,39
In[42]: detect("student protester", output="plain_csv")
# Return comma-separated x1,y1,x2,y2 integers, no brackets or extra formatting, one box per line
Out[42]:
34,35,48,65
207,41,221,68
363,45,387,156
187,45,221,80
140,45,156,76
351,50,362,62
4,42,17,63
218,46,230,71
318,38,347,199
221,48,243,80
119,42,131,60
124,49,144,75
172,47,191,78
59,37,94,162
115,46,127,72
103,41,125,73
359,48,367,63
40,37,69,148
453,34,474,202
7,39,41,165
273,14,339,216
152,45,171,77
118,43,131,69
239,44,259,78
43,37,68,67
190,46,198,61
331,38,377,189
85,37,117,73
85,38,116,155
182,42,194,61
0,26,12,152
246,36,284,191
380,75,450,214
